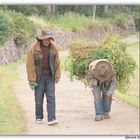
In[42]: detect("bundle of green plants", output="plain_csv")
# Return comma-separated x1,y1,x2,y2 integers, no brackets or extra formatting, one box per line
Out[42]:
67,34,136,92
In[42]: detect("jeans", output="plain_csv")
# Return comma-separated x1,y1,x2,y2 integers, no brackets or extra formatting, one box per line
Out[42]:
92,86,112,117
34,73,56,122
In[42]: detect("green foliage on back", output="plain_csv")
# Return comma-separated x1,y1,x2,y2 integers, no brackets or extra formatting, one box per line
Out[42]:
67,35,136,92
92,36,136,92
114,41,139,107
67,40,96,80
0,10,11,46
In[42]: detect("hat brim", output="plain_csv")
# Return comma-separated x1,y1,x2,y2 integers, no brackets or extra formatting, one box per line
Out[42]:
36,35,54,41
91,60,113,82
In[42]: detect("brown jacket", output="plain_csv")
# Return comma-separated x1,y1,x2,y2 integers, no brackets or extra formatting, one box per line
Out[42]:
26,40,61,84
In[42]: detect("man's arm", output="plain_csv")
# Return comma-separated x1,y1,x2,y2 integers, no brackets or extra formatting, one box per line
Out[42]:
26,47,36,84
54,47,61,83
106,75,116,96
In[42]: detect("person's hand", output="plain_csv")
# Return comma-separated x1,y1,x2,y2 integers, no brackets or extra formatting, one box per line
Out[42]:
29,82,38,90
55,79,59,84
106,95,112,102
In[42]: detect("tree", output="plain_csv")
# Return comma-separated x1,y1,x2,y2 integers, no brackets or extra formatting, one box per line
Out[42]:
92,5,96,19
104,5,109,12
52,5,56,14
47,5,52,14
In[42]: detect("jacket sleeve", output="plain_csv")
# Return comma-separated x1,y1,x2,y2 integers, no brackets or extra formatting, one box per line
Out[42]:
86,71,98,88
54,47,61,82
26,47,36,84
106,75,116,96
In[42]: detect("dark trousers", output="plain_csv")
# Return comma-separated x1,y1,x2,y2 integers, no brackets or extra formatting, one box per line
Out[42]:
34,73,56,122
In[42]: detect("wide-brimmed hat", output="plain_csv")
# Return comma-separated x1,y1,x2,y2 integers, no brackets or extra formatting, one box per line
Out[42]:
36,29,54,41
89,59,113,82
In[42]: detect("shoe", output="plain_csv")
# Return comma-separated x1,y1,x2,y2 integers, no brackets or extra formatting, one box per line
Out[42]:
48,120,58,126
95,116,103,121
104,113,110,119
36,119,43,124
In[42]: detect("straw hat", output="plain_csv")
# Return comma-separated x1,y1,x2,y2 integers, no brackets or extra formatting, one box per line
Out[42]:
36,29,54,41
89,59,113,82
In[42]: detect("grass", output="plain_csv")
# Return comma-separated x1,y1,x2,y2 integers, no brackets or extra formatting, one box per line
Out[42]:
29,12,111,32
85,18,111,30
0,57,26,135
41,12,87,32
59,51,69,72
28,16,58,33
115,91,139,107
54,12,87,32
114,41,139,107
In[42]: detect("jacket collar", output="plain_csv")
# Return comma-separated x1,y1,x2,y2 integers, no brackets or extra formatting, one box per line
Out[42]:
34,40,55,53
34,42,51,52
34,42,42,52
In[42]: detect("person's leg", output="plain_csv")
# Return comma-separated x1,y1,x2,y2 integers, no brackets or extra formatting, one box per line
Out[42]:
45,73,56,122
34,75,45,120
92,86,104,121
102,91,112,119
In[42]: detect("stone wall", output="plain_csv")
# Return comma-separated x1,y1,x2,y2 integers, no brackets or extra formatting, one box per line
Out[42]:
54,27,109,50
0,39,20,65
54,24,136,50
0,24,136,65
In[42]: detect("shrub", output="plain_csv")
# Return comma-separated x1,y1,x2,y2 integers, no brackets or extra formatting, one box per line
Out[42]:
85,18,111,30
29,16,58,33
0,10,11,46
103,9,115,18
47,12,86,32
114,14,128,27
67,35,136,92
134,16,140,32
10,11,36,47
7,5,38,16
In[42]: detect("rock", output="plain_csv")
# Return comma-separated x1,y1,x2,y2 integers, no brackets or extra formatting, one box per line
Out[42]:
0,39,20,65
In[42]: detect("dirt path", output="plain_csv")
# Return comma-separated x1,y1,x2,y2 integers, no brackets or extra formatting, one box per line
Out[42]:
122,34,139,44
13,60,139,135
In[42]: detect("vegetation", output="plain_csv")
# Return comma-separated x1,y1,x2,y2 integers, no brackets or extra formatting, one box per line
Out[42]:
2,5,139,17
0,10,36,47
67,35,136,93
85,18,111,30
114,14,128,27
0,5,139,46
0,59,26,135
10,11,36,47
0,10,11,46
30,13,111,32
46,12,87,32
28,16,52,34
115,41,139,107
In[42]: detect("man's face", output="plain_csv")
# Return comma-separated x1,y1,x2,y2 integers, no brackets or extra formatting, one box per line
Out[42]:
42,38,51,46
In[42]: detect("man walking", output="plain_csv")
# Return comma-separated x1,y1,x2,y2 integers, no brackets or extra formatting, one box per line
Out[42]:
26,29,61,125
86,59,116,121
